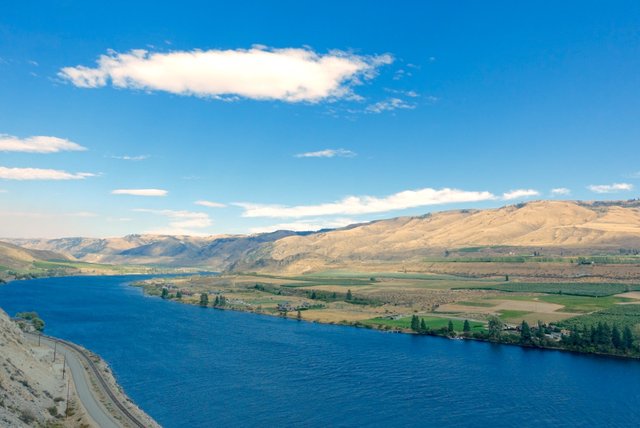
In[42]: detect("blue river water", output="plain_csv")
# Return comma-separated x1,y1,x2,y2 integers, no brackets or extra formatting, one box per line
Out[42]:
1,275,639,427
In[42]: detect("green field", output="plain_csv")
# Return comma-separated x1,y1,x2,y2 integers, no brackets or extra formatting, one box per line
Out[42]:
536,295,634,313
560,304,640,331
363,316,485,332
457,282,640,297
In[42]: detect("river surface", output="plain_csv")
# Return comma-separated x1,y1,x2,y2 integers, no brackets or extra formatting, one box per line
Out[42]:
1,275,639,427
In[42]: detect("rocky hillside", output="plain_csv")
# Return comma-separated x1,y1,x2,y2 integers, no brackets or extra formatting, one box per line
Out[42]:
7,230,305,268
231,200,640,273
5,200,640,274
0,309,89,427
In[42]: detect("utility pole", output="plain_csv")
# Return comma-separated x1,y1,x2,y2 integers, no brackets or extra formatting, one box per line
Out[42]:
65,377,70,419
53,341,57,362
62,354,66,379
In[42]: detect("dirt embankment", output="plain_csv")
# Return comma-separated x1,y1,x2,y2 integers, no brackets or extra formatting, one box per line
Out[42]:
0,309,92,427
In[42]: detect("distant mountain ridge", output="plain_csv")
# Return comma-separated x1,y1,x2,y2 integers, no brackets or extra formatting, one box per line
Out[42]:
6,230,305,269
4,200,640,273
0,241,69,271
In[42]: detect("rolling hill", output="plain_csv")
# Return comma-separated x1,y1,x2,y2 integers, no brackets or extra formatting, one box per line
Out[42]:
230,200,640,273
4,200,640,274
6,230,305,269
0,241,69,272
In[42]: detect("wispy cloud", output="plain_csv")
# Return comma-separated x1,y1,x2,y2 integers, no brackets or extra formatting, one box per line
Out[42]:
59,46,393,103
249,218,356,234
502,189,540,200
0,211,97,219
110,154,149,161
134,208,212,235
106,217,132,222
551,187,571,196
195,200,226,208
0,134,86,153
236,187,496,218
111,188,167,196
0,166,95,180
587,183,633,194
295,148,356,158
365,97,415,113
384,88,419,98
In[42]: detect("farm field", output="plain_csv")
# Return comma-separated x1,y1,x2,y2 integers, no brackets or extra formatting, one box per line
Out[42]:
133,267,640,336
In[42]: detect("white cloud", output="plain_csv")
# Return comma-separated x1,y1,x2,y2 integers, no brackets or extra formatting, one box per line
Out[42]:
502,189,540,200
69,211,98,217
195,200,226,208
111,188,167,196
249,218,357,234
0,189,7,193
0,134,86,153
551,187,571,196
134,208,212,235
236,187,496,218
111,155,149,161
384,88,419,98
0,166,95,180
59,47,393,103
295,148,356,158
0,211,97,219
587,183,634,193
107,217,132,222
366,97,415,113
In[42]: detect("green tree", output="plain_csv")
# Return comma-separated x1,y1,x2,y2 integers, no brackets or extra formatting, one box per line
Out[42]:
161,287,169,299
520,320,532,344
447,320,454,334
16,312,45,331
310,291,317,300
612,325,622,349
488,316,504,339
346,289,353,301
297,310,302,321
214,295,220,306
176,290,183,299
420,318,427,332
199,292,209,307
623,326,634,350
505,275,509,282
463,319,471,334
410,315,420,332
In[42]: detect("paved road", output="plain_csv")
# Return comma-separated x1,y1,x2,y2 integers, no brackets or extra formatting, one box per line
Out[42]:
26,334,121,428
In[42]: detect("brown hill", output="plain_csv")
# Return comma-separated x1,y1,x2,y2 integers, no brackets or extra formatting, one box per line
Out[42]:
5,200,640,274
232,200,640,273
6,231,305,269
0,241,69,271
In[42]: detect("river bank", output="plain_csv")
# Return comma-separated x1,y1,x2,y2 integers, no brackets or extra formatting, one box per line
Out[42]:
132,273,640,360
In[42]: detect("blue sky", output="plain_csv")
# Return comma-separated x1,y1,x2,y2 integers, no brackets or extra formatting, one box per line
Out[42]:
1,1,639,238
